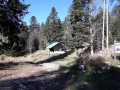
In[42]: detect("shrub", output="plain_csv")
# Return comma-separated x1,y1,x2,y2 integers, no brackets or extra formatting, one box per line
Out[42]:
80,55,106,70
109,36,117,45
1,56,4,60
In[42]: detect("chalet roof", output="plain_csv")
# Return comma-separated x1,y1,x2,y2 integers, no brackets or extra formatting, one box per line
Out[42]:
46,42,59,49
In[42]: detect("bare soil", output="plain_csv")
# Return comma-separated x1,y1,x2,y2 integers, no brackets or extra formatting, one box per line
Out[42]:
0,50,61,90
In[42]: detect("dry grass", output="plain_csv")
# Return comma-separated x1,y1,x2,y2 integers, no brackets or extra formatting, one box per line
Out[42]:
0,50,49,63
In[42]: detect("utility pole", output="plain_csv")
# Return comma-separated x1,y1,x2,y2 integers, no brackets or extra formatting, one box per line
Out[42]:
102,0,105,51
89,2,93,56
106,0,109,54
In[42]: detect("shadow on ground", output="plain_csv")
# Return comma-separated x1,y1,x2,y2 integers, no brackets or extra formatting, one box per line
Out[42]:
0,62,21,70
32,48,75,64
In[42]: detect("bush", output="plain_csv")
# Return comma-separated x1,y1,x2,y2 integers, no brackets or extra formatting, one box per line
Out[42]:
1,56,4,60
0,50,2,55
4,49,18,57
80,55,106,70
109,36,117,45
39,40,45,49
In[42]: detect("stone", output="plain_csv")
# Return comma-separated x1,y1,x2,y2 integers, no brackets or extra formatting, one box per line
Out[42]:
79,65,84,70
84,82,88,85
102,66,106,70
107,66,111,70
98,71,101,74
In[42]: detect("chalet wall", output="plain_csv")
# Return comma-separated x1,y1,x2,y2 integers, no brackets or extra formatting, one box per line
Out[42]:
53,43,66,51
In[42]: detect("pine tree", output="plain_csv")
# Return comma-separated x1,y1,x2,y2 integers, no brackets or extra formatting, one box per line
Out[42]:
110,3,120,42
69,0,90,47
62,15,73,48
43,7,63,44
27,16,39,53
0,0,30,56
39,22,46,49
43,16,51,43
29,16,38,31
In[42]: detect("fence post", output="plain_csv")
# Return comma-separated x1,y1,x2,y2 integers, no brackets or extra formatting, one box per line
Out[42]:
114,40,116,62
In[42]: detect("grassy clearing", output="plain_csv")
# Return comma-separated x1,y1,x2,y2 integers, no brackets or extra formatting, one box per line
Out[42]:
49,54,120,90
52,56,77,67
35,53,49,57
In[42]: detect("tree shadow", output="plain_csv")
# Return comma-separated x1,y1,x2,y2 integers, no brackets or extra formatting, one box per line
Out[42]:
0,61,32,70
0,57,80,90
0,62,20,70
49,57,120,90
0,49,74,71
35,48,75,64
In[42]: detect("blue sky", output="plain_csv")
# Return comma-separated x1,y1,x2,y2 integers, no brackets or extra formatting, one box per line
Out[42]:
23,0,73,25
22,0,117,25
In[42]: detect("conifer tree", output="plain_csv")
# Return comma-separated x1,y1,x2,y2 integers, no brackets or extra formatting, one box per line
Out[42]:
110,3,120,42
0,0,30,56
43,7,63,44
27,16,39,53
62,15,73,48
69,0,90,46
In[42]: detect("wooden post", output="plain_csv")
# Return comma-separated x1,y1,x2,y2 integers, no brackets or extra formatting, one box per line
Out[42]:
49,49,50,58
114,40,116,62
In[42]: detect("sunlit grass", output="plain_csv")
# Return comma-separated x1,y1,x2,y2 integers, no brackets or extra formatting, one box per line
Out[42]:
52,56,77,67
50,54,120,90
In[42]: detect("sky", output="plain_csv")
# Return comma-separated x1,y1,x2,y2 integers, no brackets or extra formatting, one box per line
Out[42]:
22,0,73,25
22,0,117,25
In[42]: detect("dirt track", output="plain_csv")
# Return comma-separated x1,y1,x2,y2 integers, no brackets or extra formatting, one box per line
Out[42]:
0,63,61,90
0,50,61,90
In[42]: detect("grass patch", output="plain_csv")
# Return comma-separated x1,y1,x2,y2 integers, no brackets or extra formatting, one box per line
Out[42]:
52,57,77,67
35,53,49,57
24,55,27,57
0,62,30,70
50,55,120,90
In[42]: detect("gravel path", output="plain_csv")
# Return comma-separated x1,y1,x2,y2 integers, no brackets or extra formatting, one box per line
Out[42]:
0,64,59,90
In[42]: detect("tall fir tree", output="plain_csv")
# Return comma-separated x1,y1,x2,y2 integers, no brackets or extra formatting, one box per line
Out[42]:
69,0,91,46
92,8,103,51
43,7,63,44
29,16,38,31
62,15,73,48
110,3,120,43
27,16,39,53
0,0,30,56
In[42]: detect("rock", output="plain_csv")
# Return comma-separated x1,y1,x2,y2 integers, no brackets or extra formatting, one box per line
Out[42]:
84,82,88,85
79,65,84,70
15,81,26,89
98,71,101,74
72,75,74,77
102,66,106,70
94,71,96,74
102,66,111,70
107,66,111,70
80,86,84,88
39,87,44,90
